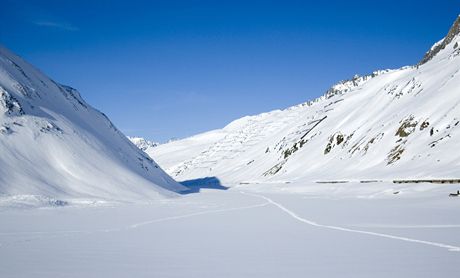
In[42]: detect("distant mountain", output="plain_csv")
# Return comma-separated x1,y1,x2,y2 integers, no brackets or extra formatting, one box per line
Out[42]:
151,15,460,184
128,136,159,152
0,46,186,202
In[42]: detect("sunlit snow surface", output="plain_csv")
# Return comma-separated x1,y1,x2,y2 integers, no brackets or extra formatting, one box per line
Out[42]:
150,20,460,184
0,182,459,277
0,45,185,200
2,15,460,278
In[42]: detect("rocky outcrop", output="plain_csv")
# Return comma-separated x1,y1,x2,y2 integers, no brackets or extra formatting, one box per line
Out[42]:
419,15,460,65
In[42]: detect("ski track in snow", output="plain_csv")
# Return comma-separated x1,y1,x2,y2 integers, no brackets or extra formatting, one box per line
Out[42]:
350,224,460,229
0,202,269,248
1,192,459,253
127,202,269,229
240,191,460,252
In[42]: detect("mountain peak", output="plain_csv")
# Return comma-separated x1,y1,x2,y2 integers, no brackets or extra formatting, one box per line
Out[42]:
0,45,186,201
419,15,460,65
128,136,159,151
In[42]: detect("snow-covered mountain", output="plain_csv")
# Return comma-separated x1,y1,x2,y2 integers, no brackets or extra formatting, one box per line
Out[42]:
0,46,186,202
151,16,460,184
128,136,159,151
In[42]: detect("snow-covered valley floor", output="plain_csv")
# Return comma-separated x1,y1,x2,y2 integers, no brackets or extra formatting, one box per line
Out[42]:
1,181,459,278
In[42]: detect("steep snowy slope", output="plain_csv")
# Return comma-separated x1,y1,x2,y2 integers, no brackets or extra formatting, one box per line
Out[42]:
0,46,186,202
151,16,460,184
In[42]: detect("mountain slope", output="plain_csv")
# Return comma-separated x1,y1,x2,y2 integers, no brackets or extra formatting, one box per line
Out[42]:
151,16,460,184
128,136,159,151
0,46,186,202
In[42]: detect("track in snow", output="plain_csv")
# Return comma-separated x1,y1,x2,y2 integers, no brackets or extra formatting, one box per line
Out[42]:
128,202,269,229
241,191,460,252
0,202,270,248
350,224,460,229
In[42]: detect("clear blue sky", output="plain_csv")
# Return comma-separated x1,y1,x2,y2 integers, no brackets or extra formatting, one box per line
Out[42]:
1,0,458,142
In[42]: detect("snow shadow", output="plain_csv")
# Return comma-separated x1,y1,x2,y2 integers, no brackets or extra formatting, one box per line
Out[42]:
179,177,229,194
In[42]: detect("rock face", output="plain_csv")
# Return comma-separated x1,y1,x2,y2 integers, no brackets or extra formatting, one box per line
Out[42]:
150,15,460,184
0,46,186,201
419,15,460,65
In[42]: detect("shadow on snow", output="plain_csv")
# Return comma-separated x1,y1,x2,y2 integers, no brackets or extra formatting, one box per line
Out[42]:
179,177,229,194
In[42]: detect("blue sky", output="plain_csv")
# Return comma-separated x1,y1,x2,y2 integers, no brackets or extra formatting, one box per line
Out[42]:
1,0,458,142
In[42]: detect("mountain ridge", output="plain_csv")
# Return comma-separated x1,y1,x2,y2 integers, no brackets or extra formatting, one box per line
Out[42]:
149,16,460,185
0,45,186,202
419,15,460,65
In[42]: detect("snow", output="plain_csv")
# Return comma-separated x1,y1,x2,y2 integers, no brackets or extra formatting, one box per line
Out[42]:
0,182,459,277
0,45,186,202
431,39,444,51
1,14,460,278
150,24,460,185
127,136,159,151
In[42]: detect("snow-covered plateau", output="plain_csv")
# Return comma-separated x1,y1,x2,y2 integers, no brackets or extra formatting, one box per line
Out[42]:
1,14,460,278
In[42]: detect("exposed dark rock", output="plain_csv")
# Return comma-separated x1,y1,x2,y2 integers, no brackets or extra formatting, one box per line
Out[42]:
420,121,430,131
395,116,418,137
0,87,24,116
419,16,460,65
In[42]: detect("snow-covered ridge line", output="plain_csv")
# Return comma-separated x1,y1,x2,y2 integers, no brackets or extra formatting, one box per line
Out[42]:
0,45,186,202
419,15,460,65
151,15,460,185
293,69,396,110
128,136,159,151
